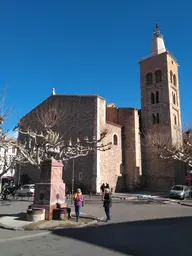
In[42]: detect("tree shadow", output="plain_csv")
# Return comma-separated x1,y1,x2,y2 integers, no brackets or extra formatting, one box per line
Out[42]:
0,212,25,220
52,216,192,255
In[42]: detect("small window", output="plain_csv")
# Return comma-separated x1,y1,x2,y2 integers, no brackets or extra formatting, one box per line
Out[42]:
152,114,156,124
173,74,177,86
156,113,160,124
151,92,155,104
174,114,177,125
113,134,118,145
155,70,162,82
172,92,176,105
170,70,173,83
156,91,159,103
146,73,153,85
12,147,15,154
79,172,82,181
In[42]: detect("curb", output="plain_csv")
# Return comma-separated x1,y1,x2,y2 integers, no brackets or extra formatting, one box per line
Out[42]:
0,212,98,231
178,202,192,207
0,223,24,231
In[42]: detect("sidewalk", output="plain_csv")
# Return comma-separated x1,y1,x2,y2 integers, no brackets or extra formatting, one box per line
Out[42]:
0,211,98,231
111,192,179,204
179,200,192,207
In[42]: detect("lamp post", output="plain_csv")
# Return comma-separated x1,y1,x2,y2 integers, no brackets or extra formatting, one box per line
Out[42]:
71,158,75,205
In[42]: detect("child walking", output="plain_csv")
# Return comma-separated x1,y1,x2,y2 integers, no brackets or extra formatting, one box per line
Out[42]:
74,188,84,222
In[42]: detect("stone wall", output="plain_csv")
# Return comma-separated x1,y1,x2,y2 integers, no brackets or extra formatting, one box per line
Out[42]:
97,98,122,192
99,122,122,192
16,95,99,193
106,106,142,191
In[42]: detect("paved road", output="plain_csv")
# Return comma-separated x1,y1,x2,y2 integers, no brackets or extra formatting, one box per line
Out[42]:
0,198,192,255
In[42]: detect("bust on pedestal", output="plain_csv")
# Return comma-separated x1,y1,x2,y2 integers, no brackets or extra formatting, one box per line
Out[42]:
32,158,66,220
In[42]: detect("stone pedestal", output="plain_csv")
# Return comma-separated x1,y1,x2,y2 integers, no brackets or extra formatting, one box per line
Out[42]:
32,158,66,220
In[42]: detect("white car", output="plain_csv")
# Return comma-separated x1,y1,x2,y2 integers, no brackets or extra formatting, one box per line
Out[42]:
16,184,35,197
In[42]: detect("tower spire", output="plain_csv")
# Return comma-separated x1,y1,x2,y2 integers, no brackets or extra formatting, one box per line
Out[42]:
150,24,166,56
153,24,163,39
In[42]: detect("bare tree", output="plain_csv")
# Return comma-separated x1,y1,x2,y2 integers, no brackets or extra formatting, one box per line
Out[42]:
13,104,112,168
142,125,192,166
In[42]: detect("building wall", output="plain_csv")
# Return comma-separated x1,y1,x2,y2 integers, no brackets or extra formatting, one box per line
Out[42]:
0,145,17,178
16,94,123,194
106,106,142,191
139,51,183,190
97,98,122,192
16,95,99,192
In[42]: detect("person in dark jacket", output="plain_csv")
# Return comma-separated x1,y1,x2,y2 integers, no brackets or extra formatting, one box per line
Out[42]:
103,188,112,221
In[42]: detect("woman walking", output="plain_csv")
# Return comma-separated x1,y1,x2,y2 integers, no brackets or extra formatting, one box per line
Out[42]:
103,188,112,222
74,188,84,222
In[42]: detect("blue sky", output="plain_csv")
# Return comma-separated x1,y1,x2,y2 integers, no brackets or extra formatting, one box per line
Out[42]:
0,0,191,131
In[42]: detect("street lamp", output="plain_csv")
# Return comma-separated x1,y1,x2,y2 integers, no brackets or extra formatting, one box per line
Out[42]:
71,158,75,205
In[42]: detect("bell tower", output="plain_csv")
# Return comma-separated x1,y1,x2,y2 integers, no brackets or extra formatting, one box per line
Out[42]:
139,24,183,190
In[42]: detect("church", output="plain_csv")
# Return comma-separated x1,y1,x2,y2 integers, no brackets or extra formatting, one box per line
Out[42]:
16,24,184,193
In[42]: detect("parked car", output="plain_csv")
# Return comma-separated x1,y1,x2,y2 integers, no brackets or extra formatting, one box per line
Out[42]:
16,184,35,197
169,185,191,200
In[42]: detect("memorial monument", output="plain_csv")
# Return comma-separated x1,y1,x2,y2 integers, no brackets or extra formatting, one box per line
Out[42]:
32,158,66,220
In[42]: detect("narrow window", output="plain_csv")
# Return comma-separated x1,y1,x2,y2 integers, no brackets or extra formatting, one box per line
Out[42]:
151,92,155,104
155,70,162,82
170,70,173,83
172,92,176,105
146,73,153,85
156,113,160,124
156,91,159,103
152,114,156,124
12,147,15,154
79,172,82,180
174,114,177,125
173,74,177,86
113,134,118,145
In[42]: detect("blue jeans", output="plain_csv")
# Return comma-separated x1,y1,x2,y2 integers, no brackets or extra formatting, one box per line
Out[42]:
104,206,110,220
75,206,81,219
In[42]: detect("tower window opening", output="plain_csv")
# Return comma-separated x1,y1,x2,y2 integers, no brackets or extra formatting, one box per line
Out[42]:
152,114,156,124
146,73,153,85
173,114,177,125
172,92,176,105
173,74,177,86
156,113,160,124
151,92,155,104
170,70,173,83
156,91,159,103
113,134,118,145
155,70,162,82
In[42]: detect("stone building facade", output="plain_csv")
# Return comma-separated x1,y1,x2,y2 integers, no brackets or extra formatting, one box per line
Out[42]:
15,24,185,192
16,95,123,193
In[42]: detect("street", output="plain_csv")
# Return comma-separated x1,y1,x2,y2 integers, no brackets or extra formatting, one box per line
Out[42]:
0,198,192,255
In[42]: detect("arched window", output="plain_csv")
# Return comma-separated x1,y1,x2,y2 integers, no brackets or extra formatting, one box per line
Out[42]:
152,114,156,124
155,70,162,82
156,113,160,124
113,134,118,145
146,73,153,85
172,92,176,105
173,74,177,86
170,70,173,83
151,92,155,104
173,114,177,125
156,91,159,103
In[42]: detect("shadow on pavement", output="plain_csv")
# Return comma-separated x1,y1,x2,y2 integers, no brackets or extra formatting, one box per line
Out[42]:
0,212,25,220
52,216,192,256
